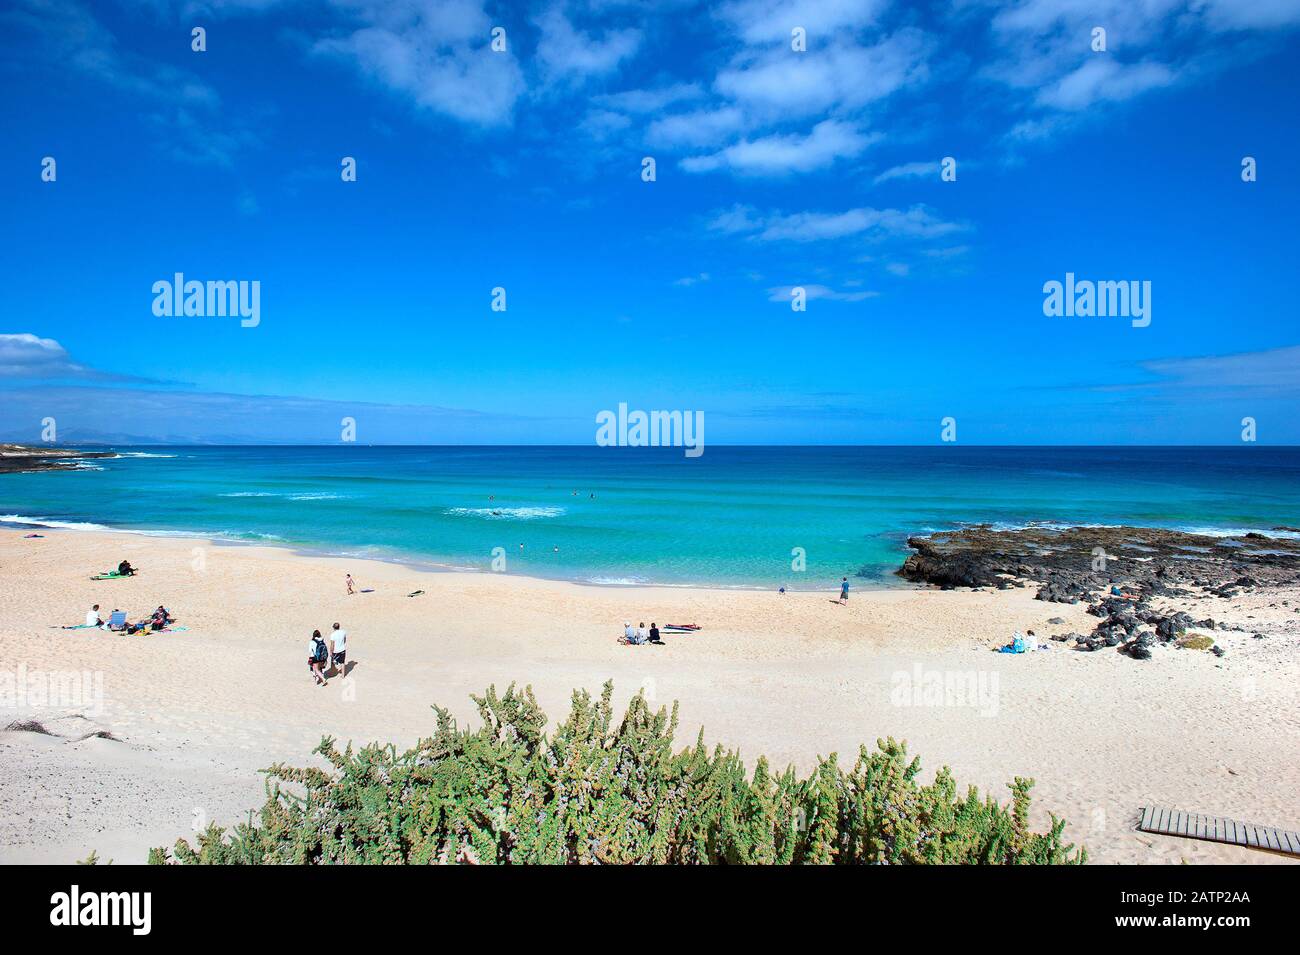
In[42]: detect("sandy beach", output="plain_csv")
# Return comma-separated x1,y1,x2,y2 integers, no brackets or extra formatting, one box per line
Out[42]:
1,528,1297,865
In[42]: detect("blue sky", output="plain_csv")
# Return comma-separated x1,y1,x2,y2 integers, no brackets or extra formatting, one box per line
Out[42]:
1,0,1298,444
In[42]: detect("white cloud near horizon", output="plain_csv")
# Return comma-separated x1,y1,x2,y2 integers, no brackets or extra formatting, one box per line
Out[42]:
1141,345,1300,393
0,334,148,382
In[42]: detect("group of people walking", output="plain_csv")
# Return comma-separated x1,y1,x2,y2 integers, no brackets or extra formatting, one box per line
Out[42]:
308,622,351,685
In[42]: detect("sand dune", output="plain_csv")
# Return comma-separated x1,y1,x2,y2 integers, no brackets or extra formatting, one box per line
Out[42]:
1,529,1297,864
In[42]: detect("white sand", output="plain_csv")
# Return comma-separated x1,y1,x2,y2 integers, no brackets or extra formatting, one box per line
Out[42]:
1,529,1297,864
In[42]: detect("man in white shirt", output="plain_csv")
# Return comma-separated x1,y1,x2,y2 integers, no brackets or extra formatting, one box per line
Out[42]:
330,622,349,676
85,604,103,628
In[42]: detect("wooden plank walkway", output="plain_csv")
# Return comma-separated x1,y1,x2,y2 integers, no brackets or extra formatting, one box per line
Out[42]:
1139,806,1300,856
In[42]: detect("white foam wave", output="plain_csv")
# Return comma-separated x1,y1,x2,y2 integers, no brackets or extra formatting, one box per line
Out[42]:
446,506,564,520
1,515,112,532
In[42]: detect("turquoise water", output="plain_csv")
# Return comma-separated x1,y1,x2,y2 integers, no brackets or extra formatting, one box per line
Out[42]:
2,446,1298,587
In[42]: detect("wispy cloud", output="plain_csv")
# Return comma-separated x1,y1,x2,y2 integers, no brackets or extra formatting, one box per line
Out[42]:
712,204,968,242
1141,345,1300,394
874,160,940,184
3,0,247,165
314,0,524,126
673,273,710,286
766,284,878,303
682,120,878,175
534,4,642,85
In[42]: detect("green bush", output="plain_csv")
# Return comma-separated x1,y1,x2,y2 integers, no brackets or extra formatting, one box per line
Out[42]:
149,683,1085,865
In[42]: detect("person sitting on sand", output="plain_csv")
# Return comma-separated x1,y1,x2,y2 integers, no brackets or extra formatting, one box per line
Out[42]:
839,577,849,604
118,560,135,577
346,573,355,596
636,621,649,644
330,622,348,677
622,621,635,644
308,630,330,686
151,606,170,630
649,623,662,644
85,604,103,629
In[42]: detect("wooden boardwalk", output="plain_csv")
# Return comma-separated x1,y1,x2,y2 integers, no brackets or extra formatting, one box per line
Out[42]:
1139,806,1300,856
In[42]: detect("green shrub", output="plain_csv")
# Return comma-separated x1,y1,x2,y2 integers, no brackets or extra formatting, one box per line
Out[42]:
148,683,1085,865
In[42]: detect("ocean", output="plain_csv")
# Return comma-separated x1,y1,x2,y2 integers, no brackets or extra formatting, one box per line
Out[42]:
3,446,1298,588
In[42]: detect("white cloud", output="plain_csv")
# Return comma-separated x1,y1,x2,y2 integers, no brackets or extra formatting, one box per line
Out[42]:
873,160,940,183
534,5,642,83
1198,0,1300,30
722,204,967,241
715,31,931,118
0,334,115,380
718,0,889,45
579,109,632,139
766,284,878,303
673,273,711,286
315,0,524,126
706,204,764,234
1037,58,1176,111
681,120,876,175
594,82,704,113
647,106,746,148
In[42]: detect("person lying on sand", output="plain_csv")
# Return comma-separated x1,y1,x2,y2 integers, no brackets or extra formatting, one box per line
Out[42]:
308,630,330,686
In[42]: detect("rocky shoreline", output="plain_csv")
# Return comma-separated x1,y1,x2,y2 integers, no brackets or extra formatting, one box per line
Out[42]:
899,524,1300,659
0,444,115,474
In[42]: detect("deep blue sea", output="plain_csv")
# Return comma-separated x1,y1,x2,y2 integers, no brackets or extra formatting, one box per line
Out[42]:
2,446,1298,588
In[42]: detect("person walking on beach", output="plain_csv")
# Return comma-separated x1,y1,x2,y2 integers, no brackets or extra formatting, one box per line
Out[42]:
345,573,355,596
308,630,330,686
330,622,349,677
839,577,850,605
